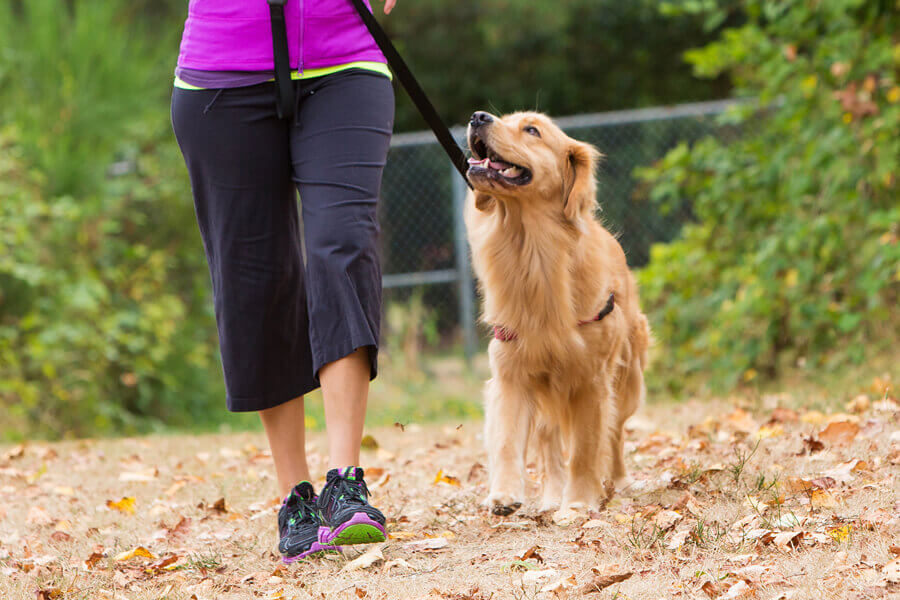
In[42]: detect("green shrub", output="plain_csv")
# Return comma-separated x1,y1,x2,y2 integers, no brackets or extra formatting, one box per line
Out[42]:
0,1,223,439
639,0,899,391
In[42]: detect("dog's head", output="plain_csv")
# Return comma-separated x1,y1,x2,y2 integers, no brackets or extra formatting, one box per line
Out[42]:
466,111,601,220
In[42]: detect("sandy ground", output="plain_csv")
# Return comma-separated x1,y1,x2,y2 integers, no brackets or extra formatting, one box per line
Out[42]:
1,391,898,600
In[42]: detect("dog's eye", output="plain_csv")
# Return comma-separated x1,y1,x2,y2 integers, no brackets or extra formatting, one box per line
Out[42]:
524,125,541,137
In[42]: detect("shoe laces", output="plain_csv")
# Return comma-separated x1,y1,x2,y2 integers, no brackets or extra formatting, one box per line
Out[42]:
283,493,318,529
330,475,370,506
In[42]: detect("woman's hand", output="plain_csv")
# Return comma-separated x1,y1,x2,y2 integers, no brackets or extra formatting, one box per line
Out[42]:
380,0,396,15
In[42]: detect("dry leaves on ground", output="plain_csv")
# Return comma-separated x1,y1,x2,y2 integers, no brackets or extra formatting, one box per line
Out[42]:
0,382,897,599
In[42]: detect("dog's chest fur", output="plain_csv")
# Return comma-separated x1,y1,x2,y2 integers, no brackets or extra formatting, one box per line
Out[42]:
468,205,614,375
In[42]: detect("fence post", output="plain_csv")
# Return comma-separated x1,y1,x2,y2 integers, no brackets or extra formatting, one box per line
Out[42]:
451,167,476,365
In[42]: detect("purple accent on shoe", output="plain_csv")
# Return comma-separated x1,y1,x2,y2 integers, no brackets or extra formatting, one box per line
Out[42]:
320,511,386,544
282,541,341,563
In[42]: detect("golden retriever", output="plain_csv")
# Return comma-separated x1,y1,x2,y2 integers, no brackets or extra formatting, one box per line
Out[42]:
463,111,650,516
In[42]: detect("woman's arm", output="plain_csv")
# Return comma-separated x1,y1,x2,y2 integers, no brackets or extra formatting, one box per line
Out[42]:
380,0,396,15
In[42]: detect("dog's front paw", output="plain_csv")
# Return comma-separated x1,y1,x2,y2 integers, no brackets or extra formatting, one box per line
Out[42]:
483,492,523,516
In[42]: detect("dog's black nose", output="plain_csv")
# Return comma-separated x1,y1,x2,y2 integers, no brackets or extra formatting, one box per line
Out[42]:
470,111,493,127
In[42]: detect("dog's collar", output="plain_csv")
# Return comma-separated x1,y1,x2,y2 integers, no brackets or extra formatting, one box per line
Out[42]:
492,293,615,342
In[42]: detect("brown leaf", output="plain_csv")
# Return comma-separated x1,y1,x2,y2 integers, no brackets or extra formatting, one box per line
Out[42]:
518,545,544,563
166,516,191,539
819,421,859,445
770,407,798,423
582,570,633,593
146,555,179,574
84,552,105,570
701,580,729,598
354,587,368,599
35,588,63,600
360,435,379,450
49,532,71,543
772,530,804,550
800,435,824,454
203,498,228,514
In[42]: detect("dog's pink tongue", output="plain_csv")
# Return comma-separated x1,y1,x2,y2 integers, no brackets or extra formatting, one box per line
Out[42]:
489,160,509,170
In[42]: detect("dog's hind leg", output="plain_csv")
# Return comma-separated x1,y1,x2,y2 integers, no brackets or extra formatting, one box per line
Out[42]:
483,377,531,516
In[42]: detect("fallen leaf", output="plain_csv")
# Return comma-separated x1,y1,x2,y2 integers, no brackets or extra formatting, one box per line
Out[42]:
552,507,579,527
433,469,460,486
404,537,449,552
114,546,156,561
342,544,384,571
107,497,136,515
885,557,900,584
810,489,838,509
517,545,544,563
35,588,62,600
818,421,859,445
652,509,682,530
582,569,633,593
581,519,605,529
701,580,729,598
50,531,71,543
845,395,870,413
828,524,852,542
772,531,804,550
84,552,105,570
119,468,158,482
382,558,414,573
800,435,825,454
721,580,753,599
667,530,691,551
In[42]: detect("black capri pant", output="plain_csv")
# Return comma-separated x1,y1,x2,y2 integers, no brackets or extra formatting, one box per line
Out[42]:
171,69,394,412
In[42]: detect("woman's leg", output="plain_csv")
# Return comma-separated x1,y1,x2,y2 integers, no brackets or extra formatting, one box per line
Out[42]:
259,396,311,497
287,70,394,545
290,70,394,468
319,348,370,469
171,84,318,499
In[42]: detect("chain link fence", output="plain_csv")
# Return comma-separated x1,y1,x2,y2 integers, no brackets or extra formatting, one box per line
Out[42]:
378,99,742,358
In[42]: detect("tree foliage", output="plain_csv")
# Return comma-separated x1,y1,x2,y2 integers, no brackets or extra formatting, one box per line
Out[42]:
0,0,223,438
638,0,899,391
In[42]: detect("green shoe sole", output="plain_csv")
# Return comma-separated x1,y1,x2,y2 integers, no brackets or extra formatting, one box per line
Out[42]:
326,521,386,546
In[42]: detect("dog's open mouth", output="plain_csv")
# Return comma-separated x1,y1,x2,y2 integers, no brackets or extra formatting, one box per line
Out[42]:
467,133,532,186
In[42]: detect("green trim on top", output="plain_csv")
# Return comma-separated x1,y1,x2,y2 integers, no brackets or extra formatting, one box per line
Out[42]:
173,61,392,90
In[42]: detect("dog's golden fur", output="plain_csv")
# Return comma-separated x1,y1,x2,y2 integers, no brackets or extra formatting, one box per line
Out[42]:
464,111,650,514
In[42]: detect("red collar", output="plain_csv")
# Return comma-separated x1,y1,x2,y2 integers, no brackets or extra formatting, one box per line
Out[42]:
493,293,615,342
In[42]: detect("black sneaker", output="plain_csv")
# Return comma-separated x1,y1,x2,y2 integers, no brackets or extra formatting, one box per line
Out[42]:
317,467,386,545
277,481,340,563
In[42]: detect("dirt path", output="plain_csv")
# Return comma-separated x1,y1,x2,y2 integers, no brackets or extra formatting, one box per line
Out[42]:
1,394,897,599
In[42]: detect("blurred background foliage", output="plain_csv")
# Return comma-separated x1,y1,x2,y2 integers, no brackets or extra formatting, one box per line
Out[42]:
0,0,896,439
638,0,899,393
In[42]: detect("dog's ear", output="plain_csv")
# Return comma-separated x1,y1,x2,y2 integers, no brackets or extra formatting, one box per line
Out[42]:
475,191,495,211
563,141,600,221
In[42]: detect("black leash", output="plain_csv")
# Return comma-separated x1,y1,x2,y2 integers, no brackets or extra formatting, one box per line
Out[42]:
267,0,472,189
